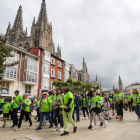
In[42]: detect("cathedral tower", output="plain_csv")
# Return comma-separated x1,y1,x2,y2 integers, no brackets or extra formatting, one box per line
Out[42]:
118,75,123,92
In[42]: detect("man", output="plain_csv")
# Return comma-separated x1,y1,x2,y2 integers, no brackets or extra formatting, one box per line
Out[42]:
0,94,4,115
127,93,132,112
11,90,22,128
72,91,80,122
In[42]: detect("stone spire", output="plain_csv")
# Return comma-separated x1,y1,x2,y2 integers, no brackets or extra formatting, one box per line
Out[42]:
96,74,98,83
113,85,115,91
12,5,23,31
37,0,47,24
83,57,85,64
6,22,11,33
32,17,35,25
118,75,123,92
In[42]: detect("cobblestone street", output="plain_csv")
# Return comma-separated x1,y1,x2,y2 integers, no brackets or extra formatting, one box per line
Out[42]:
0,111,139,140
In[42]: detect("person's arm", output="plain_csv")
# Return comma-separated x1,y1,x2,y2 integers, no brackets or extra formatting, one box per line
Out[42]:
65,98,72,107
49,103,52,111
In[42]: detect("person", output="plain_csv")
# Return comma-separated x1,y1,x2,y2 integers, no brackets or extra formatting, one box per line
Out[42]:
87,88,94,98
124,97,128,108
113,90,119,119
72,91,80,122
15,93,33,131
60,87,77,136
90,90,107,130
11,90,22,128
53,88,64,132
0,94,4,115
113,89,124,121
81,93,89,119
36,92,53,130
131,88,140,120
35,97,41,122
127,93,132,112
7,98,13,120
2,99,11,128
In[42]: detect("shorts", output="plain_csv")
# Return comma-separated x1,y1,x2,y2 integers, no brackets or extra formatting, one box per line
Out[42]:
111,104,114,110
3,113,9,118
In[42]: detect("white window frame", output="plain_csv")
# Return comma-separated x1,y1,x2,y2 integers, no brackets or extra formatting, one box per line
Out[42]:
51,81,55,90
58,71,61,80
51,57,55,65
58,61,61,68
51,69,55,78
25,85,31,96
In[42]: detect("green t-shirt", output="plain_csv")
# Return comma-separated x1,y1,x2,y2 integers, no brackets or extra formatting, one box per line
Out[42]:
82,98,87,107
3,103,11,114
114,93,124,103
62,91,74,110
8,101,13,107
125,99,128,104
88,99,91,105
90,96,101,108
127,96,131,101
109,98,113,104
13,95,23,109
0,99,4,107
41,98,51,112
36,100,41,107
51,95,55,107
57,94,61,103
130,94,140,105
22,99,31,112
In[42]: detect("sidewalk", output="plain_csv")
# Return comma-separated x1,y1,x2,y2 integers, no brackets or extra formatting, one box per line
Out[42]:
0,111,139,140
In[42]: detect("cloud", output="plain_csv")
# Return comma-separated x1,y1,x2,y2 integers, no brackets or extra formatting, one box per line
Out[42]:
1,0,140,90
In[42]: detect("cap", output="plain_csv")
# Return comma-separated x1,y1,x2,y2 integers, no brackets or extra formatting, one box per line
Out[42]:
14,90,19,93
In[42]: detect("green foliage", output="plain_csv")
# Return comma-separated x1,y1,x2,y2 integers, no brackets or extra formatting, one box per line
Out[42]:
96,85,100,90
0,34,18,88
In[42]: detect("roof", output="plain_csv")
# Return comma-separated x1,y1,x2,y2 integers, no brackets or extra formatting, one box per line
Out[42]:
125,83,140,89
51,53,65,62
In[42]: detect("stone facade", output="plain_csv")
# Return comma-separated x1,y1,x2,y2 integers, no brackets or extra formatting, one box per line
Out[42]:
69,57,89,83
6,0,61,58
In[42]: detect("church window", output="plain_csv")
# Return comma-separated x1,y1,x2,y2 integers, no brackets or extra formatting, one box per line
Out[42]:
78,73,81,81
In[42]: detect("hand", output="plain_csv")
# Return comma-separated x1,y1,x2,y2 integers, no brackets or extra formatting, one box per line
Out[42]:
20,100,24,103
64,106,67,109
74,105,76,107
59,111,62,114
11,109,13,112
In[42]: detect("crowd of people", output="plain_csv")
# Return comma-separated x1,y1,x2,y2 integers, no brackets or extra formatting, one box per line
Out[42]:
0,87,140,136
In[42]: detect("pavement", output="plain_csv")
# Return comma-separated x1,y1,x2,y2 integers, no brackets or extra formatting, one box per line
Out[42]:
0,110,139,140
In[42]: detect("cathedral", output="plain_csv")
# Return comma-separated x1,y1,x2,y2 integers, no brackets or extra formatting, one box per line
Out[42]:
6,0,61,58
69,57,89,83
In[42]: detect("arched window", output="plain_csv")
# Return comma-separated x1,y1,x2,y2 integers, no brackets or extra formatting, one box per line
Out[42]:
78,73,81,81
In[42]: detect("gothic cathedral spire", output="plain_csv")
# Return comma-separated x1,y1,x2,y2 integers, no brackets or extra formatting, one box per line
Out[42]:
118,75,123,92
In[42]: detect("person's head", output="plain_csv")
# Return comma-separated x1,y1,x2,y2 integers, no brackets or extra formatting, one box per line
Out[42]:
4,99,8,104
9,98,12,102
88,96,91,99
49,91,52,96
90,88,94,91
115,89,120,94
99,93,102,97
52,90,56,95
82,93,86,98
114,89,117,93
56,88,62,95
133,88,139,94
73,91,77,96
102,93,105,97
105,97,109,102
37,97,40,101
14,90,19,96
23,93,28,99
62,87,70,94
92,90,96,96
43,92,49,98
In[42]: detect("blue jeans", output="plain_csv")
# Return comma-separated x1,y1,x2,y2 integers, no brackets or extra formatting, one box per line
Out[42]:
72,107,80,121
134,105,140,118
12,109,18,126
39,112,53,128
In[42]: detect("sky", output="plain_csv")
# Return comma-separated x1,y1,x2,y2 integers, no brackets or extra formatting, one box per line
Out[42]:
1,0,140,90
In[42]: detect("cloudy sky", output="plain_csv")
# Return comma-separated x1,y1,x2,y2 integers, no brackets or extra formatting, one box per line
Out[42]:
1,0,140,90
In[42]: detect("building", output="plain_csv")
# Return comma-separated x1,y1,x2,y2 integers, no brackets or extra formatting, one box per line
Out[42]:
6,0,61,58
118,75,123,92
69,57,89,83
0,44,39,98
125,83,140,95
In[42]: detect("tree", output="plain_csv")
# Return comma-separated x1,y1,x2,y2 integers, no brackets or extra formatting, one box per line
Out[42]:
0,34,18,89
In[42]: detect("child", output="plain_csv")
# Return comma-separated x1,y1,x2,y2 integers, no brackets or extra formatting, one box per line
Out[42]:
102,97,111,120
2,99,11,128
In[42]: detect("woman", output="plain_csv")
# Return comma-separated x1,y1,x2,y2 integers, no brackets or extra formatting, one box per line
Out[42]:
61,87,77,136
131,88,140,120
36,92,53,130
113,89,124,121
81,93,89,119
53,88,64,132
90,91,107,130
15,93,33,131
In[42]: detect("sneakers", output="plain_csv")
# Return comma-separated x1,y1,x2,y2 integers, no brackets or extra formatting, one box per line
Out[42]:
73,126,77,133
36,127,42,131
11,125,17,128
49,125,53,128
61,131,69,136
15,127,21,131
52,127,59,132
104,121,107,128
88,125,92,129
99,122,103,126
92,125,97,130
2,124,7,128
58,127,64,132
116,116,119,119
28,125,33,129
